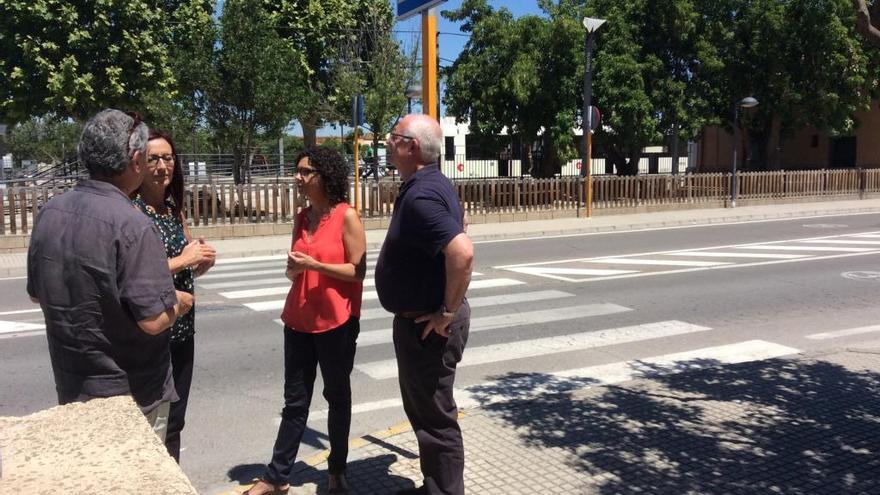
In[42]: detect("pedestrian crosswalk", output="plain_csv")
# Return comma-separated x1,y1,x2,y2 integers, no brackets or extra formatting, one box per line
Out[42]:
197,243,880,423
497,231,880,283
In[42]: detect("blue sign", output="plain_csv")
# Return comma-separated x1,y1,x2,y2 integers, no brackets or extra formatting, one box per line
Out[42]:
397,0,446,20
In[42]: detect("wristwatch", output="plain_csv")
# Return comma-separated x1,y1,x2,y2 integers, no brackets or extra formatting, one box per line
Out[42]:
440,303,456,319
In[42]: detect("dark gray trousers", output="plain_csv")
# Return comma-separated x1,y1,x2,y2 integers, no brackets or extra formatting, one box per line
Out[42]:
393,301,470,495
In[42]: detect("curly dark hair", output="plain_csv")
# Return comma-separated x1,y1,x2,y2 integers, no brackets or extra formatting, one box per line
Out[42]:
294,146,350,205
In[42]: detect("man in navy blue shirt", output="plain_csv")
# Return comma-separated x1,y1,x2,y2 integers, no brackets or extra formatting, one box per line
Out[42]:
375,114,474,495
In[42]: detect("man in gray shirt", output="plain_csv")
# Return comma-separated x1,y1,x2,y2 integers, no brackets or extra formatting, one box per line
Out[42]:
27,109,194,439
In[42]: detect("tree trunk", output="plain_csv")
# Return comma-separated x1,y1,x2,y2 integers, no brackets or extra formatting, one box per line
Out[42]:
765,114,783,171
302,119,319,148
532,142,562,178
854,0,880,48
670,122,680,175
232,146,243,185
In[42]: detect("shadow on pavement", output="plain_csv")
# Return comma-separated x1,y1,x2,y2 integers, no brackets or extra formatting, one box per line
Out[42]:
228,453,416,494
467,354,880,494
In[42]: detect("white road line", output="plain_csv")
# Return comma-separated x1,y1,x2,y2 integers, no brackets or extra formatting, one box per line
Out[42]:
506,267,637,277
214,255,287,265
215,252,381,266
0,320,45,335
200,278,289,290
805,324,880,340
0,308,43,316
354,303,632,348
199,268,285,281
800,239,880,245
220,286,290,299
666,251,808,259
496,231,880,269
284,290,577,323
850,234,880,238
244,278,526,311
356,320,712,380
0,276,28,281
208,261,286,273
735,245,876,252
588,258,732,267
307,340,799,420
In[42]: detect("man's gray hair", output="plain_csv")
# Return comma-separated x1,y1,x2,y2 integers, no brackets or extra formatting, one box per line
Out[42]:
77,109,148,177
407,116,443,163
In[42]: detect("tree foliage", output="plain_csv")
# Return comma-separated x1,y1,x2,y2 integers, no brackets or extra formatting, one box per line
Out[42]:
710,0,880,170
207,0,303,183
269,0,361,147
0,0,177,124
4,115,81,166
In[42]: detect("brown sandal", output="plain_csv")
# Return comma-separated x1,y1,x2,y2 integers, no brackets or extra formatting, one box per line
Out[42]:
242,479,290,495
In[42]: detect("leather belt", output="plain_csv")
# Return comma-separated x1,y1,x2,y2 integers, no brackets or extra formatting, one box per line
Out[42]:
396,310,429,319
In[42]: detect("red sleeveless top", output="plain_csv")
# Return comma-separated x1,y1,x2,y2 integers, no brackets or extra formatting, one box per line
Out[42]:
280,203,363,333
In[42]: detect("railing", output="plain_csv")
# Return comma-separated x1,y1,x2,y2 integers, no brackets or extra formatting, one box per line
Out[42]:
3,169,879,236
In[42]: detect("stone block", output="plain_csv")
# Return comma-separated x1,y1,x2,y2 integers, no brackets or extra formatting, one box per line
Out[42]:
0,396,197,493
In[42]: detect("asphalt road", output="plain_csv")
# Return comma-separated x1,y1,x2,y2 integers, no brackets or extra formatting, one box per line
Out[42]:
3,212,880,493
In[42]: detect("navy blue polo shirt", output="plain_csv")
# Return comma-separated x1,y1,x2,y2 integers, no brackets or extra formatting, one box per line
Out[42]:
27,179,178,414
375,165,465,314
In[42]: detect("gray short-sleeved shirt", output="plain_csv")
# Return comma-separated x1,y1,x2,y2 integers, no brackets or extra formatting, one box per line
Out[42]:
26,179,178,414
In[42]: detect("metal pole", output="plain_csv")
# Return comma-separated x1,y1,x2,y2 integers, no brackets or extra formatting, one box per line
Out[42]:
581,32,595,216
731,104,738,208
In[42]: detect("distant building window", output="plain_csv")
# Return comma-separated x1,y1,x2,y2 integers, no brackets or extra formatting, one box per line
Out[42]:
811,135,819,148
445,136,455,161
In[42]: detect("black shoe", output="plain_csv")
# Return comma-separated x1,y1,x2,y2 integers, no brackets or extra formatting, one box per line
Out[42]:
395,487,426,495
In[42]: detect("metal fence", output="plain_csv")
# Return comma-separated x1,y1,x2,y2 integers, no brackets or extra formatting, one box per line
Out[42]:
2,169,878,236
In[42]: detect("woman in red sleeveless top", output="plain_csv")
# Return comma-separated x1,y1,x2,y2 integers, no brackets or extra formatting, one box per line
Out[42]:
246,147,365,495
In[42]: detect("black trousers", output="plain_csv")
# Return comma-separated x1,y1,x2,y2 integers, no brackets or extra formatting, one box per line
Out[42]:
165,336,195,462
264,317,359,485
393,301,470,495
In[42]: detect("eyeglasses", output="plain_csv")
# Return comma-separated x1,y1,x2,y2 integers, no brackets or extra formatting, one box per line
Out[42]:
295,166,318,177
387,132,416,142
147,154,174,167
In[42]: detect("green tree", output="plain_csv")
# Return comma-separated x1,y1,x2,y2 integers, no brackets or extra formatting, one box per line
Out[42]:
443,0,582,178
0,0,176,124
271,0,361,148
710,0,879,170
579,0,724,175
357,0,413,177
206,0,303,183
5,116,81,166
854,0,880,47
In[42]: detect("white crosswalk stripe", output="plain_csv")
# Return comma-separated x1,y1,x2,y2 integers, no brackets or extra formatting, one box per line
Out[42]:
306,340,800,421
805,324,880,340
242,277,525,311
356,320,711,379
353,303,631,347
496,230,880,283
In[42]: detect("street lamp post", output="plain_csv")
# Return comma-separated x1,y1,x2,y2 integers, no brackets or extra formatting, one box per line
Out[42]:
581,16,606,218
405,85,422,114
731,96,759,208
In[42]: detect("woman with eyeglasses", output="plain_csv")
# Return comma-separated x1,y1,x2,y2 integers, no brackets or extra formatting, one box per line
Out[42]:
132,128,216,462
245,146,365,495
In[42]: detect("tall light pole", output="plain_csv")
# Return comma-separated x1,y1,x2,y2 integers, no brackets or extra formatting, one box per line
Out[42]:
731,96,759,208
405,85,422,114
581,16,606,218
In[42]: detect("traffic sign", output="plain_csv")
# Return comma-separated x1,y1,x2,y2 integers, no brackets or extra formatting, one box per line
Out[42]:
397,0,447,20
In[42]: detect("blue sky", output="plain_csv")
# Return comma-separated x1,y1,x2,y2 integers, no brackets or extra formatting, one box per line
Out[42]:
290,1,546,135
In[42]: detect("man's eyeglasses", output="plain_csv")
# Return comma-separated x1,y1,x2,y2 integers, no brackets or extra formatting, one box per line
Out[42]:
387,132,415,142
147,154,174,167
295,167,318,177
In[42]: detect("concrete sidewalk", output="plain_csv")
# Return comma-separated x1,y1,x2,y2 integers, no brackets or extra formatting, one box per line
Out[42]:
220,345,880,494
4,198,880,277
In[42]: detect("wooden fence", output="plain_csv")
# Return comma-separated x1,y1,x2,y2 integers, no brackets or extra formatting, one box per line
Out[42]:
3,169,879,235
